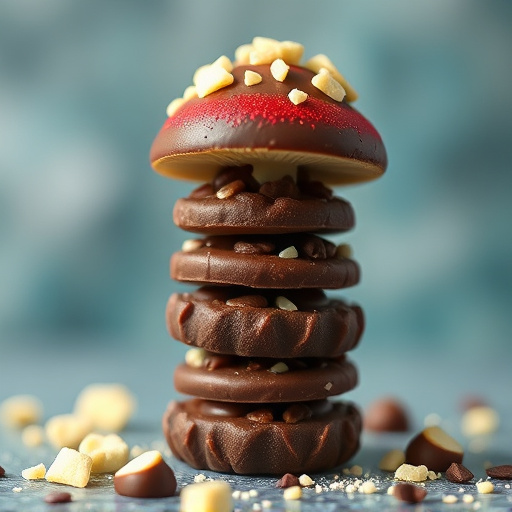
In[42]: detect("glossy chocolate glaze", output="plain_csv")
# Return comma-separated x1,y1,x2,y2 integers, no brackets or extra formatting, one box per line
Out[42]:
174,356,357,403
167,287,364,358
162,399,362,474
171,234,360,289
150,65,387,184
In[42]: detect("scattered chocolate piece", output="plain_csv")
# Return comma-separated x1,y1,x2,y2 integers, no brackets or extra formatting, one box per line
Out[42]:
392,483,427,504
44,492,72,504
486,465,512,480
405,426,464,472
364,397,409,432
276,473,300,488
446,462,474,483
0,465,5,477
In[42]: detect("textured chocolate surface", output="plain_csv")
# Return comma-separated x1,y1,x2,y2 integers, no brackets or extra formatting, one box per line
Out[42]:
162,399,362,474
174,193,355,235
174,356,357,403
171,234,359,289
167,287,364,358
150,65,387,184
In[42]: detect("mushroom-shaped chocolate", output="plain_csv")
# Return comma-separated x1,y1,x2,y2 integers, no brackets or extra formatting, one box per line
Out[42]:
150,49,387,185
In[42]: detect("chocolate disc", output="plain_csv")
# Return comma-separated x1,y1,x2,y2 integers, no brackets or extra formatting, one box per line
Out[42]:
174,194,355,235
171,234,359,289
167,287,364,358
162,399,362,475
174,356,357,403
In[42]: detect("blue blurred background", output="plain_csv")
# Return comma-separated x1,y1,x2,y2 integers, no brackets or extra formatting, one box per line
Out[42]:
1,0,511,420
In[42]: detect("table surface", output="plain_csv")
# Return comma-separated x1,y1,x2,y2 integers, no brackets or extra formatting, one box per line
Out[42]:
1,343,511,511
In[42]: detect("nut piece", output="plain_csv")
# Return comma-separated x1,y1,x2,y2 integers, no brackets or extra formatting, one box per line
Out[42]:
45,414,92,450
183,85,198,100
405,426,464,472
21,424,45,447
394,463,429,482
78,433,129,474
74,383,136,432
275,296,298,311
364,397,409,432
476,481,494,494
283,404,312,424
46,447,93,488
195,65,234,98
269,362,289,374
0,394,43,429
234,44,253,64
335,243,353,259
270,59,290,82
21,463,46,480
244,70,263,86
246,409,273,423
279,41,304,65
212,55,233,73
304,54,358,102
166,97,185,117
379,449,406,472
311,69,346,102
392,483,427,504
182,239,203,252
486,465,512,480
288,88,308,105
278,246,298,259
461,406,499,437
360,481,377,494
180,480,233,512
445,462,474,483
276,473,300,488
283,485,302,500
298,474,314,487
185,348,208,368
114,450,176,498
216,179,246,199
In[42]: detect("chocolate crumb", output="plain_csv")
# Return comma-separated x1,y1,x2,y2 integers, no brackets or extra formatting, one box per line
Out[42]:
276,473,300,488
446,462,474,483
44,492,72,504
392,483,427,504
486,465,512,480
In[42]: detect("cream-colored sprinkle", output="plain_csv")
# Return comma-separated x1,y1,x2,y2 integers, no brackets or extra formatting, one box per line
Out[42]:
442,495,458,504
195,65,234,98
315,484,323,493
232,490,241,499
360,481,377,494
269,362,289,374
283,485,302,500
275,296,298,311
278,246,298,258
250,48,279,66
182,239,203,252
288,88,308,105
279,41,304,65
21,463,46,480
166,98,185,117
261,499,272,508
476,481,494,494
394,463,429,482
240,491,251,501
299,474,315,487
185,348,208,368
194,473,207,483
345,484,357,493
249,489,258,497
212,55,233,73
244,70,262,86
270,59,289,82
183,85,198,101
387,485,396,495
462,494,475,503
324,382,333,391
311,70,346,102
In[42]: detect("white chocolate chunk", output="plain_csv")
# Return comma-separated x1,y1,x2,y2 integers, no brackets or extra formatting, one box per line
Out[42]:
0,394,43,429
180,480,233,512
360,481,377,494
46,447,93,488
305,54,358,102
212,55,233,73
299,474,315,486
244,70,263,86
22,463,46,480
311,71,346,102
476,481,494,494
283,485,302,500
78,433,129,474
183,85,198,101
270,59,290,82
250,48,280,66
394,463,429,482
166,97,185,117
252,36,281,52
185,348,208,368
280,41,304,65
74,383,136,433
288,88,308,105
234,44,253,64
45,414,92,449
195,66,234,98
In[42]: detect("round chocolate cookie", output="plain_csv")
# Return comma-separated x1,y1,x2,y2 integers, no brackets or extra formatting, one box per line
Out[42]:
174,194,355,235
162,399,362,475
171,234,359,289
167,287,364,358
174,355,357,403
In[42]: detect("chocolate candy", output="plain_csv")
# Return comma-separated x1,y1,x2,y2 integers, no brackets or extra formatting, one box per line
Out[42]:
363,397,410,432
446,462,474,483
167,287,364,358
163,399,361,475
486,465,512,480
392,483,427,504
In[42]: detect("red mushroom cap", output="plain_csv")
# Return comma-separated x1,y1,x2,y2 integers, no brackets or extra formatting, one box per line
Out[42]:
150,64,387,185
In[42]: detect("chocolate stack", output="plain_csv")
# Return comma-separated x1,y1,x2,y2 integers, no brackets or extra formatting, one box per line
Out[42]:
150,38,387,475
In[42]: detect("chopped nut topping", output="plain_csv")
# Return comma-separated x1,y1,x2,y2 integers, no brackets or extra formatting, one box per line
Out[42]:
442,495,458,504
476,481,494,494
311,70,346,102
269,362,289,374
246,409,274,423
250,49,279,66
166,97,185,117
22,463,46,480
394,464,429,482
182,239,203,252
185,348,208,368
299,474,315,487
324,382,333,391
305,54,358,102
360,481,377,494
278,246,298,259
283,486,302,500
234,43,253,64
195,65,234,98
288,88,308,105
183,85,198,101
275,296,298,311
244,70,263,86
270,59,290,82
211,55,233,73
279,41,304,65
216,179,246,199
